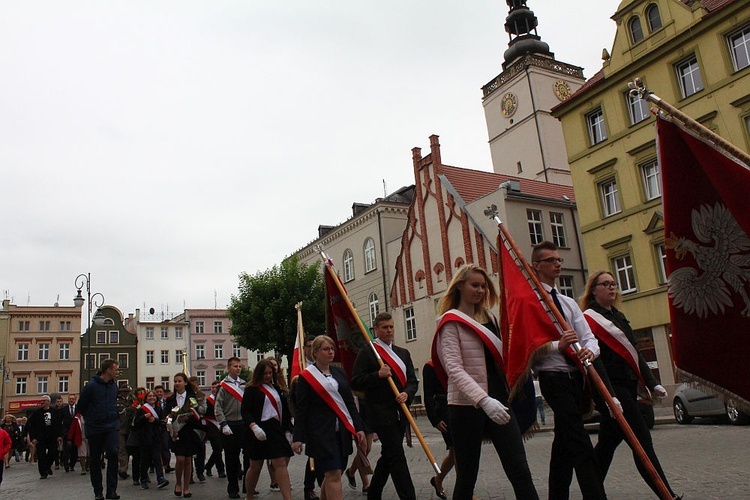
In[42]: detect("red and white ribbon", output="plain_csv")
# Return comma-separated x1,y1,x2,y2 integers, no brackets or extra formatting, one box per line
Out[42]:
300,367,356,436
372,338,407,388
220,380,244,402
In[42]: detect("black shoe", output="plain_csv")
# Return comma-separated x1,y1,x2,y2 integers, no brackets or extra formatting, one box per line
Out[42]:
95,496,104,500
119,472,129,480
40,473,48,479
197,472,206,482
228,493,240,499
205,469,213,477
304,490,320,500
165,466,175,473
133,479,140,486
140,483,149,490
158,479,170,489
345,468,357,490
47,468,53,475
218,471,226,478
105,493,121,499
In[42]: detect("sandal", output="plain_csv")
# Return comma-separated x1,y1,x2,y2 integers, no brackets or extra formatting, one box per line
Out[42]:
430,476,447,499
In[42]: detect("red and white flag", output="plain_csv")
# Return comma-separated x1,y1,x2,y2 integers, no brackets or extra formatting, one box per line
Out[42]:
142,403,159,420
658,116,750,411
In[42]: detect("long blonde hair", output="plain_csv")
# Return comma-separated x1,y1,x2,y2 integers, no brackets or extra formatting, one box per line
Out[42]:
437,264,498,322
579,270,620,311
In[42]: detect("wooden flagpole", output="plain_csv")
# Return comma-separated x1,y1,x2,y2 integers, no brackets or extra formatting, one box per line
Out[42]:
295,302,307,376
485,206,672,500
317,248,441,474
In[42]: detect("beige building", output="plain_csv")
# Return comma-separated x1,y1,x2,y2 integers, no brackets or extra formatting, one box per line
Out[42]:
127,309,189,391
2,298,82,415
551,0,750,384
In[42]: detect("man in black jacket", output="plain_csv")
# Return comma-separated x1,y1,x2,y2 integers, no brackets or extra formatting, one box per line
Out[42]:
351,312,417,500
27,395,63,479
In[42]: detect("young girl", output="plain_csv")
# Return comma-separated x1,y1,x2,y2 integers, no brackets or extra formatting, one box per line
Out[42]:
133,390,169,490
67,412,89,474
166,373,205,497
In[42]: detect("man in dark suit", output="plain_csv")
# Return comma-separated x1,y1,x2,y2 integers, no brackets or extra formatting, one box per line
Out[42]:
351,312,418,500
62,394,77,471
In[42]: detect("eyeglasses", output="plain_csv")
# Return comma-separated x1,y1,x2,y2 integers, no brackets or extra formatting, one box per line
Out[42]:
535,257,564,264
596,281,618,289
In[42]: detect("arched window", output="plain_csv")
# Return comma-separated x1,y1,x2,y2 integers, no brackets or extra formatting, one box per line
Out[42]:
368,292,379,327
629,16,644,43
343,249,354,282
646,4,662,32
454,257,465,268
364,238,377,273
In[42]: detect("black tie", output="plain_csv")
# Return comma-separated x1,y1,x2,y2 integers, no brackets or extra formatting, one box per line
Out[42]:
71,406,75,417
551,289,575,367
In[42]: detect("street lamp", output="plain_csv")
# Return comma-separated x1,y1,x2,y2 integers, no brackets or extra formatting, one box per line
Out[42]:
74,273,106,383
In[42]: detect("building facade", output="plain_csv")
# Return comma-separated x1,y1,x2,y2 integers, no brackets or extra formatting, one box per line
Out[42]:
2,298,82,415
551,0,750,384
80,305,138,389
128,309,189,392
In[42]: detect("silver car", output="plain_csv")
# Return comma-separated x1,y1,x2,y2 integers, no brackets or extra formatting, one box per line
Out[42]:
672,383,749,425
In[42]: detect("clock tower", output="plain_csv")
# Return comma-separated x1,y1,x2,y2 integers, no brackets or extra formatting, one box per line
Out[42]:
482,0,586,184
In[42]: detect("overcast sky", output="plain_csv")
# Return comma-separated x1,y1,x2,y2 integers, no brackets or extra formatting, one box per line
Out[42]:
1,1,618,316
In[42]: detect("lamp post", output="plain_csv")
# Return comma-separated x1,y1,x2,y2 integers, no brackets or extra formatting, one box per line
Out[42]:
74,273,105,383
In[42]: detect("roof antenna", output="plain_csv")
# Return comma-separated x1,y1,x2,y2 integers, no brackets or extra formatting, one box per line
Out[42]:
383,179,387,198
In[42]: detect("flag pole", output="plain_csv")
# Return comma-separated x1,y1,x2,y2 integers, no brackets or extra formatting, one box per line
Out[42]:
629,77,750,166
295,302,307,376
316,248,441,475
485,206,672,500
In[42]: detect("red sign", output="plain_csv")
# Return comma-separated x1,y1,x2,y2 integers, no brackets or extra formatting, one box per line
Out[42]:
8,400,42,411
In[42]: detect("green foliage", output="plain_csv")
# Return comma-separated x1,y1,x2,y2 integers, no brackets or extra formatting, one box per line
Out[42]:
228,255,325,366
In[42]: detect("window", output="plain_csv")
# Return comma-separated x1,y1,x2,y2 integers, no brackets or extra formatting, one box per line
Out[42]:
176,350,184,364
646,4,662,32
600,179,621,217
215,370,224,382
85,354,96,370
656,243,668,284
256,352,264,362
117,353,129,369
145,327,154,340
405,307,417,342
676,55,704,98
109,331,119,344
17,343,28,361
233,344,242,358
38,343,50,361
16,377,27,395
629,16,644,43
161,376,171,392
39,320,50,331
18,320,30,331
368,293,379,327
59,343,70,360
146,350,154,364
728,25,750,71
343,249,355,282
214,343,224,359
213,321,223,334
196,344,205,360
60,321,71,331
613,255,637,293
175,327,183,339
559,276,575,299
161,350,169,364
550,213,567,248
161,327,169,340
58,376,69,393
98,353,109,366
195,322,204,334
627,91,649,125
527,209,544,245
364,238,377,273
146,377,155,390
587,108,607,145
96,331,106,344
37,376,48,394
196,371,206,387
641,159,661,200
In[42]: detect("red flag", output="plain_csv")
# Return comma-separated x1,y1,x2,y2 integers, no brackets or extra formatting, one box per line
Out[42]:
658,116,750,411
289,334,302,381
498,235,561,398
324,259,371,378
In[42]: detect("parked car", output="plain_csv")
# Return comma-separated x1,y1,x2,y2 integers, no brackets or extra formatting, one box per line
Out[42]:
672,383,749,425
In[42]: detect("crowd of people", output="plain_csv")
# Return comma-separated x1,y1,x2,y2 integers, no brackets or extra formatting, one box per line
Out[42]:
1,242,682,499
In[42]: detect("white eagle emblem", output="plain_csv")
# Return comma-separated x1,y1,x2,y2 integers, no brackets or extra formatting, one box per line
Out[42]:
665,202,750,318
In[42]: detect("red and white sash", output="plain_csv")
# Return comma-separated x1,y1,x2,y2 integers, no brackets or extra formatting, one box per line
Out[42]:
203,394,219,428
584,309,646,391
372,338,407,388
258,384,282,421
220,379,245,402
142,403,159,419
300,366,357,436
431,309,505,389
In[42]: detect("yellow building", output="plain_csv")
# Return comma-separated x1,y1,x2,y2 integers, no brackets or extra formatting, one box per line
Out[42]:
552,0,750,385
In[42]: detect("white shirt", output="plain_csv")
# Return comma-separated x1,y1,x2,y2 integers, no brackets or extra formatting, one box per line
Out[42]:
176,391,186,408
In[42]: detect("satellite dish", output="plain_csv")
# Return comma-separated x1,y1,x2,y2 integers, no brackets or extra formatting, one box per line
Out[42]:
149,307,155,314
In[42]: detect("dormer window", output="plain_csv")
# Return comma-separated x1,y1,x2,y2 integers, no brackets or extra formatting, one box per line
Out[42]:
629,16,644,44
646,4,662,32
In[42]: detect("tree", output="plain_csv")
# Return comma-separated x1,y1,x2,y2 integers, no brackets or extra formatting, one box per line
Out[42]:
228,255,325,368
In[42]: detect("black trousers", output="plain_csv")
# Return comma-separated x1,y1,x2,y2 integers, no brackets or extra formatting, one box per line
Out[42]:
220,421,247,495
367,420,415,500
448,405,538,500
595,381,674,497
36,438,56,476
539,371,607,500
204,425,225,474
140,444,165,483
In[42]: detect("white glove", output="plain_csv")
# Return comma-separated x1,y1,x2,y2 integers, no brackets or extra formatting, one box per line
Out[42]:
251,425,267,441
479,396,510,425
608,397,623,418
652,385,668,400
221,425,233,436
285,431,293,446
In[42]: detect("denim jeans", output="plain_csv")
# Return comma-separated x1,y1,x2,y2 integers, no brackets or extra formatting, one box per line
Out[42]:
88,430,119,496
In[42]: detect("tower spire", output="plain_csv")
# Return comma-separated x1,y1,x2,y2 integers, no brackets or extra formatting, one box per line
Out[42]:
503,0,552,68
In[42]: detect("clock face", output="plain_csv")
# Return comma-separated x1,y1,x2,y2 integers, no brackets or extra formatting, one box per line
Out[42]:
553,80,572,101
501,93,518,117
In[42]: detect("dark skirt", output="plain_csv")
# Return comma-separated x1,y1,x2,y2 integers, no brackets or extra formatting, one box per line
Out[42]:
170,427,202,457
246,418,292,461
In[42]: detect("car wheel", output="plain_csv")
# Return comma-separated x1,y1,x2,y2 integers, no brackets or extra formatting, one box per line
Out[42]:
673,398,693,424
725,400,750,425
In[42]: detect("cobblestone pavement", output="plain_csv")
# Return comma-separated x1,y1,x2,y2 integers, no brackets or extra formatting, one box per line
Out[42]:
3,415,748,499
